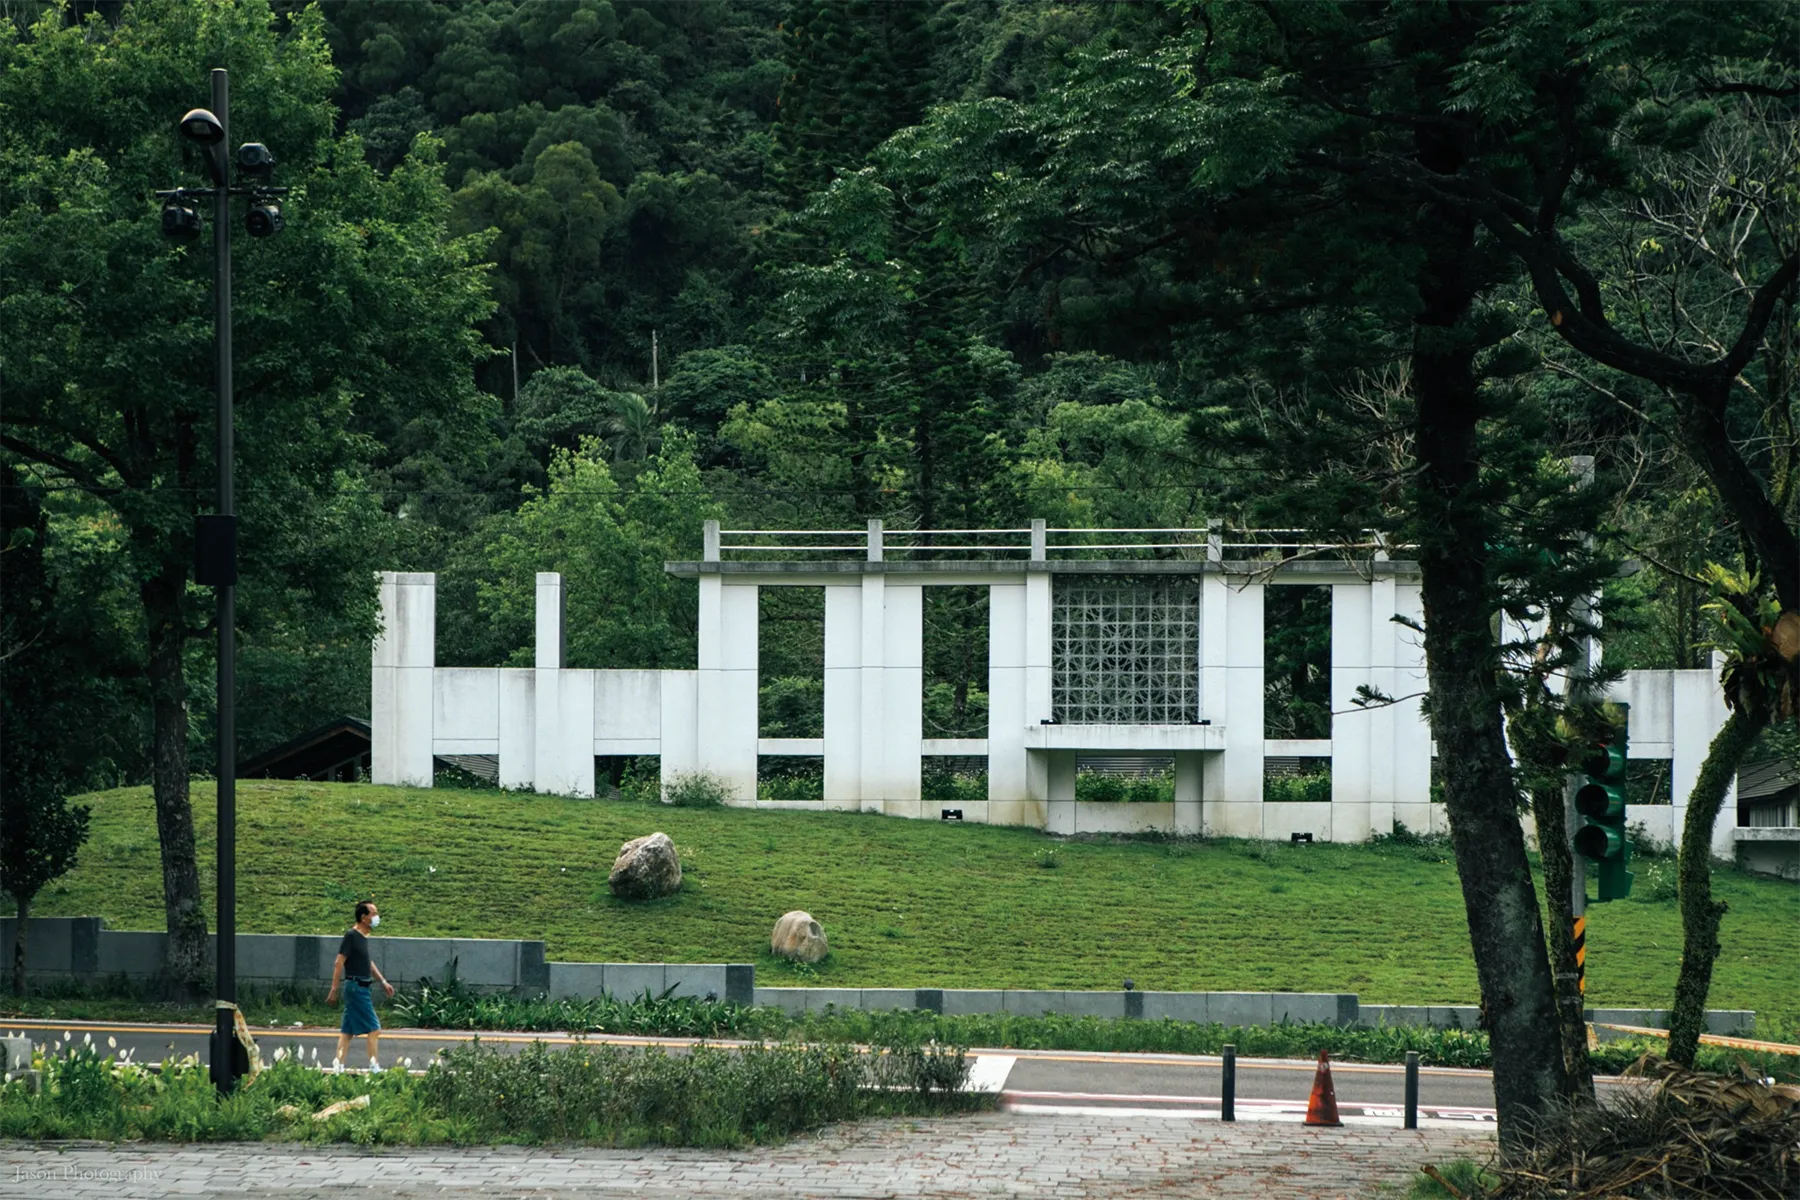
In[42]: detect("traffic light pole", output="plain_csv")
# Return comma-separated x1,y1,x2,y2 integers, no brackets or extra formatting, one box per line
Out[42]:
1567,455,1595,920
209,66,239,1096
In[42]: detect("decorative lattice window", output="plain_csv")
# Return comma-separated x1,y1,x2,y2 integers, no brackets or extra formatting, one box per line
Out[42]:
1053,578,1199,724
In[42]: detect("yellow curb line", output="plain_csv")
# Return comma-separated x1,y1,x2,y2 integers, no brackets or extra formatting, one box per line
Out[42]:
1592,1023,1800,1056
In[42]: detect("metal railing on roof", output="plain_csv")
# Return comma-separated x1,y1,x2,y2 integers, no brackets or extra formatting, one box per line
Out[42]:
703,521,1411,564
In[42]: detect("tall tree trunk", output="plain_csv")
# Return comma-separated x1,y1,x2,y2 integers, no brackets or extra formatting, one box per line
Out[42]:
1526,773,1596,1102
1668,707,1765,1066
142,565,209,993
1411,205,1568,1151
10,895,27,998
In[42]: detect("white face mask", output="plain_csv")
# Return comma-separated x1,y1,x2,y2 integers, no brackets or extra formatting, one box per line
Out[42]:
369,915,381,928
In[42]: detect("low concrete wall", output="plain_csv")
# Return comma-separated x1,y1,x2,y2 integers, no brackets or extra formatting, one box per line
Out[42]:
0,918,745,1003
549,962,754,1005
1358,1003,1756,1036
3,920,1756,1034
752,989,1361,1026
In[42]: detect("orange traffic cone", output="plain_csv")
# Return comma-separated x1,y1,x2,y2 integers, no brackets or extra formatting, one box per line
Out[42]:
1304,1049,1342,1126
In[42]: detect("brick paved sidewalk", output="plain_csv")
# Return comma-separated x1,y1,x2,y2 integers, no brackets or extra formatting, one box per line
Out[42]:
1,1114,1493,1199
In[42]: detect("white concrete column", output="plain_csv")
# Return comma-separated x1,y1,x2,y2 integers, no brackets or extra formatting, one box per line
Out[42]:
371,571,435,787
1199,573,1231,833
858,572,886,811
696,578,759,801
1045,749,1077,835
879,584,923,814
987,584,1031,822
533,573,594,797
1356,576,1399,842
1670,667,1734,859
658,670,699,793
1330,582,1373,823
497,669,535,789
1174,749,1203,835
823,585,862,807
1392,582,1431,831
1208,578,1265,837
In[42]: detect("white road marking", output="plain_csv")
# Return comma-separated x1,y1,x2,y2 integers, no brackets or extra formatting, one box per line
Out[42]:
964,1054,1017,1093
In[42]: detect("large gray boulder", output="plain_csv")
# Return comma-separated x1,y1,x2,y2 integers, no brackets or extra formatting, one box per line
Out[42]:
771,910,828,963
608,832,682,899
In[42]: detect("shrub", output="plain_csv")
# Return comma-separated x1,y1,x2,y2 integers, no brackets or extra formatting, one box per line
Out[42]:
663,772,731,808
0,1037,986,1147
921,768,987,804
1073,770,1176,803
417,1040,979,1146
1264,770,1332,804
1631,857,1679,902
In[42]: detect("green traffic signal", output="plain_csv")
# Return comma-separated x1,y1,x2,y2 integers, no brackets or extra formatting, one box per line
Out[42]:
1574,705,1633,902
1574,780,1625,822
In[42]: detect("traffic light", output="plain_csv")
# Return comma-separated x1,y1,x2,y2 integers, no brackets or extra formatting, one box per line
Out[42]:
1573,705,1633,902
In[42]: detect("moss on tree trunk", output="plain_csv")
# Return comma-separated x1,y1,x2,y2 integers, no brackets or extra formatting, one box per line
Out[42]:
1667,708,1765,1066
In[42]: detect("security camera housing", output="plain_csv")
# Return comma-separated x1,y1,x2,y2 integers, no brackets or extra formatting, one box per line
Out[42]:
236,142,276,180
161,202,203,241
245,200,283,238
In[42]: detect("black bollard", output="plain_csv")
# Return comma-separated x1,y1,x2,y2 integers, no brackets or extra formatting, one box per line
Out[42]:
1221,1043,1236,1122
1404,1050,1419,1129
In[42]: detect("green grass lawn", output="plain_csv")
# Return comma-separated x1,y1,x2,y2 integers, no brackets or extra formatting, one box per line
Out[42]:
19,781,1799,1031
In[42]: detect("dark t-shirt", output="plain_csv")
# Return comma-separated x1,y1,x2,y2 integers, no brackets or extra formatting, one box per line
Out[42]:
337,928,372,980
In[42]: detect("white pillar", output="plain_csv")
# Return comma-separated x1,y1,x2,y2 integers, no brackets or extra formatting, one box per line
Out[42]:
823,584,862,807
533,573,594,797
371,571,435,787
1392,582,1431,831
858,572,886,811
1330,581,1373,835
696,577,759,801
1174,750,1203,835
1670,666,1734,859
876,584,923,814
987,584,1034,823
1204,576,1264,837
1045,749,1076,834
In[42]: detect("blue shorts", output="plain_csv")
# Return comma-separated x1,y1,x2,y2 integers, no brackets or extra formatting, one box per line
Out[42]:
340,979,380,1036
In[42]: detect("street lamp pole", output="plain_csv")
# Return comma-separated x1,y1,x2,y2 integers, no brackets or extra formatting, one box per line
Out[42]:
209,65,239,1099
160,66,284,1094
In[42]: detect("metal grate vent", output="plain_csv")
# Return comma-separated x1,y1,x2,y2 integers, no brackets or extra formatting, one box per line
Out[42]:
1053,579,1198,724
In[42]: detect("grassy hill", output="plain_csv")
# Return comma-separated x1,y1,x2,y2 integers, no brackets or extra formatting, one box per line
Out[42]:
21,781,1798,1031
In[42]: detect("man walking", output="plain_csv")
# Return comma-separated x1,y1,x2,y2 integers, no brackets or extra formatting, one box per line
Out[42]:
327,900,394,1070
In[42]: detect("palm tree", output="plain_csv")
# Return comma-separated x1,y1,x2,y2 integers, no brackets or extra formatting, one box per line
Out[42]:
602,390,662,464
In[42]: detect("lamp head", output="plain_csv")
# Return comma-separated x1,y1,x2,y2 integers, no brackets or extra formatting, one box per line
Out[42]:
179,108,225,146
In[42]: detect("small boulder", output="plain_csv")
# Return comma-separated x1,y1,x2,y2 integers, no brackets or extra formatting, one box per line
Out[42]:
771,910,828,963
609,832,683,899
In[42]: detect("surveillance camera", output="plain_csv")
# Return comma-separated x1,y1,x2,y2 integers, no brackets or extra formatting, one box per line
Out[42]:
161,201,203,241
178,108,225,146
245,200,283,238
237,143,276,178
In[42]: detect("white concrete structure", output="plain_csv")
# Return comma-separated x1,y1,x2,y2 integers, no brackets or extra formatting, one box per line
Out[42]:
371,523,1740,851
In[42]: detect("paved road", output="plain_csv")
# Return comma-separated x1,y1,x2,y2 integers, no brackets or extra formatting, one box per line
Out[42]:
0,1016,1552,1127
0,1117,1495,1199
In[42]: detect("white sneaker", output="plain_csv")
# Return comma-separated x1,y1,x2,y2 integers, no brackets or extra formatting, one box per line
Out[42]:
369,1059,380,1072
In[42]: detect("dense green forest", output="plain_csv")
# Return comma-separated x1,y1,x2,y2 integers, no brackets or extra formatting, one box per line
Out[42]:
4,0,1797,1144
7,0,1791,780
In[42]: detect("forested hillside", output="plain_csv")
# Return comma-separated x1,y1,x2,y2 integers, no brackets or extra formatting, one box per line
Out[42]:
4,0,1795,798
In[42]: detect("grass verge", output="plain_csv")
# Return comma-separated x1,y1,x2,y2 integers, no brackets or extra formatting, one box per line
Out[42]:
18,780,1797,1028
8,981,1797,1083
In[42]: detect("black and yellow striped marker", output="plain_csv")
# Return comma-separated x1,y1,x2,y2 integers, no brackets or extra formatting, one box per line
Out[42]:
1572,915,1586,994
